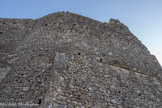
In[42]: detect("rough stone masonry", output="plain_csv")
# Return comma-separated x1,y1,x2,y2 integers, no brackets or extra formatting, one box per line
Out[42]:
0,12,162,108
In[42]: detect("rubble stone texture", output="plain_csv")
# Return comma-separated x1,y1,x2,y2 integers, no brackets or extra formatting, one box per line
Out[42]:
0,12,162,108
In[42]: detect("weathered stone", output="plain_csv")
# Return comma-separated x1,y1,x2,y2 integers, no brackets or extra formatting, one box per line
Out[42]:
0,12,162,108
23,87,29,91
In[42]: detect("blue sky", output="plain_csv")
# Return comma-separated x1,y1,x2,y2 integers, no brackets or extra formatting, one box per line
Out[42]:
0,0,162,65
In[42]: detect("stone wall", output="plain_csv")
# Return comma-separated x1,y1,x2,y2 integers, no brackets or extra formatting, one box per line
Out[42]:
0,12,162,108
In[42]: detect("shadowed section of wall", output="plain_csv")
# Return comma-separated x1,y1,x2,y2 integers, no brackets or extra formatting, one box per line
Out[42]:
0,12,162,108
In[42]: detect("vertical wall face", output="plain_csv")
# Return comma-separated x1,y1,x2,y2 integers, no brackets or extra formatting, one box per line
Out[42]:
0,19,34,83
0,12,162,108
43,53,162,108
0,18,34,60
